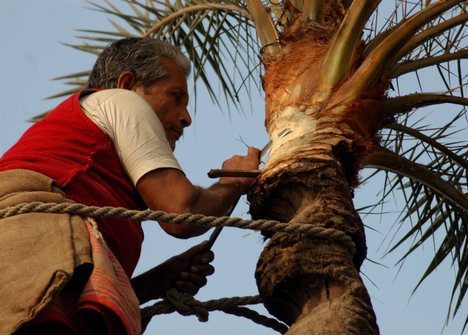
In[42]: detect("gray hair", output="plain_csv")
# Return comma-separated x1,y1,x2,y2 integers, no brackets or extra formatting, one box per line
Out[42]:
87,37,191,89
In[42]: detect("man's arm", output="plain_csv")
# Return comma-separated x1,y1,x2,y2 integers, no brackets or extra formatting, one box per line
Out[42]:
136,147,260,238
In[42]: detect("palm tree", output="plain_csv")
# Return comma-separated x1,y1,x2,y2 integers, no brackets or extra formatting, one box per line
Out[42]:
48,0,466,334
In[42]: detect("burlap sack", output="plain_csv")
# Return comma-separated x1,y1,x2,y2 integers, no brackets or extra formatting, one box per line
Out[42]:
0,169,92,334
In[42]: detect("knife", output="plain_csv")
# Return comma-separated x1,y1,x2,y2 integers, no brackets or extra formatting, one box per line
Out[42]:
205,128,292,250
207,128,292,179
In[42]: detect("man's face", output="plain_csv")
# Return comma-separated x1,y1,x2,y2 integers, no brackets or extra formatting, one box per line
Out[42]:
133,58,191,150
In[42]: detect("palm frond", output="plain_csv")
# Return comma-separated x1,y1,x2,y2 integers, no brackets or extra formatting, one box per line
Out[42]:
392,49,468,78
361,105,468,324
389,1,467,109
365,2,466,54
49,0,261,113
385,122,467,170
363,6,468,315
320,0,381,88
384,92,468,115
362,148,467,213
244,0,279,56
302,0,324,23
342,0,466,100
395,11,468,60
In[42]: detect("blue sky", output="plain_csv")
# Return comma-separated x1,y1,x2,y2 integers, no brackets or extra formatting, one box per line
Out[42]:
0,1,466,334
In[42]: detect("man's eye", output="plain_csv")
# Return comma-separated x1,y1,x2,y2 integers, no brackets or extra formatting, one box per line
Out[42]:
172,92,187,105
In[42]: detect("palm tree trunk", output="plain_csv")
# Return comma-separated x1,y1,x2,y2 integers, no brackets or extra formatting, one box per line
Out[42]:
247,2,384,332
250,158,379,334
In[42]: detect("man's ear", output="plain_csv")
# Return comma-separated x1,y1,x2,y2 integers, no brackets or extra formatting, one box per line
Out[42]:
116,71,137,90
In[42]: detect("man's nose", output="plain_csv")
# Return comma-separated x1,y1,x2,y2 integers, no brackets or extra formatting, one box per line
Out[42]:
180,108,192,128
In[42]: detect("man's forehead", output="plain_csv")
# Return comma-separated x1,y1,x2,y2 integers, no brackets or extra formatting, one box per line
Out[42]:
160,59,188,84
160,58,186,75
166,76,188,90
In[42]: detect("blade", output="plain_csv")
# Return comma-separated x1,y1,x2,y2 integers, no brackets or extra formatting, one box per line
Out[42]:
259,128,292,161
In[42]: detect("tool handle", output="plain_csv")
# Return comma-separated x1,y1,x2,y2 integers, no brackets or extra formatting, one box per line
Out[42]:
206,226,223,250
204,196,241,251
207,169,261,178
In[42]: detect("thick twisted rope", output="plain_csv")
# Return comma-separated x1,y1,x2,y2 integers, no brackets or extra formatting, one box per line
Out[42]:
0,201,356,333
140,289,288,334
0,201,356,254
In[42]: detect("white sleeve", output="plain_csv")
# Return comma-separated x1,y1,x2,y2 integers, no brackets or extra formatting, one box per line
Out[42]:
79,89,183,185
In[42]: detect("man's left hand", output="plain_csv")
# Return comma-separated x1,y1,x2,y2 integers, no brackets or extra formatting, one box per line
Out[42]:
170,241,215,295
131,241,214,303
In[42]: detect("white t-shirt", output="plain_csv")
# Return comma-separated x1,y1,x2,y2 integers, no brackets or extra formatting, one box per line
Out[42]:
79,89,182,186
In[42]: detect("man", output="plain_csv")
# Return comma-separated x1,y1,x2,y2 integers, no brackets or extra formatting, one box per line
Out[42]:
0,37,260,334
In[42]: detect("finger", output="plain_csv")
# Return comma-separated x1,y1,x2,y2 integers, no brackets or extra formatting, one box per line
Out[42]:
191,250,214,265
176,281,199,295
247,146,260,157
180,272,207,284
177,272,208,290
200,251,214,264
189,264,215,276
198,251,214,264
181,241,210,259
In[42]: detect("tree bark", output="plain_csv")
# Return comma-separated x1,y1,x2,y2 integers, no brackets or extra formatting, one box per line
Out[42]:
248,2,383,333
250,160,379,334
247,100,381,334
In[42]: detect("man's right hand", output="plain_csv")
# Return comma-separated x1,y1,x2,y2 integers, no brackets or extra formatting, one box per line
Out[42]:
137,146,260,238
219,147,260,193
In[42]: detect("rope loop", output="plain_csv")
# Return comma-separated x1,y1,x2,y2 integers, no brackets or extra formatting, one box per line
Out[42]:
139,290,288,334
165,288,209,322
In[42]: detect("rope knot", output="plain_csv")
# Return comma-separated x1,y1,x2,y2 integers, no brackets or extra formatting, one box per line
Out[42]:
165,288,209,322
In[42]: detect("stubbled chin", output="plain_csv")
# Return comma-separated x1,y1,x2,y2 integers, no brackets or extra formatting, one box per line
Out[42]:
165,133,177,151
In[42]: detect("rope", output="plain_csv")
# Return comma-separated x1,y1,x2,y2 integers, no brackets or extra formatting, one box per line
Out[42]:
0,201,356,333
0,201,356,254
140,289,288,334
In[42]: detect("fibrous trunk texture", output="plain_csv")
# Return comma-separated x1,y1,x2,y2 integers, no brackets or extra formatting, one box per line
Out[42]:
248,1,383,333
250,130,380,334
250,161,378,334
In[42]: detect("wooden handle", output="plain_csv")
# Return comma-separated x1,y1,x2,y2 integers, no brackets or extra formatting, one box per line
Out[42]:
207,169,262,178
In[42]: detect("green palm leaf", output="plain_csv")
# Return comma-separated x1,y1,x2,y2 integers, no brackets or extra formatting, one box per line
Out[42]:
356,2,467,327
362,109,467,327
50,0,260,114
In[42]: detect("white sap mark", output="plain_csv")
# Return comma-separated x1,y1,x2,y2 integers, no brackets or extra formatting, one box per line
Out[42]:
265,106,318,168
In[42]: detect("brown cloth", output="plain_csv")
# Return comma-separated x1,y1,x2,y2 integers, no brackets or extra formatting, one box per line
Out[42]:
0,169,92,334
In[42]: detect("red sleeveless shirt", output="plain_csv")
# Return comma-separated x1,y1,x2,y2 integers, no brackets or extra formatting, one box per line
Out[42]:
0,91,145,276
